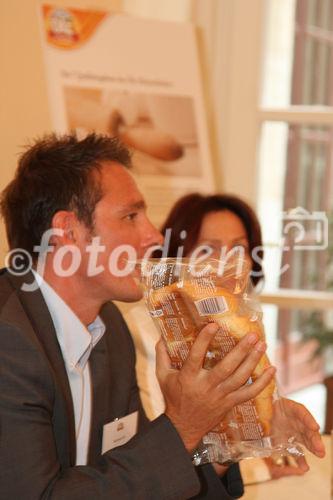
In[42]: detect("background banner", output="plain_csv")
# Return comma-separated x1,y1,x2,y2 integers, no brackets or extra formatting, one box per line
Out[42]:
40,5,215,224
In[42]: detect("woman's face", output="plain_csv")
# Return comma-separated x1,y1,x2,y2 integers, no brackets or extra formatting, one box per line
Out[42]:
193,210,251,261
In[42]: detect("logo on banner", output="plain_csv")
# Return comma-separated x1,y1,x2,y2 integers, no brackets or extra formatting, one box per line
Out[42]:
48,8,78,43
42,4,107,49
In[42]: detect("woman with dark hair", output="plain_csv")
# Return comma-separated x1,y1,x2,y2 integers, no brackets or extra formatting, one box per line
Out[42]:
157,192,263,286
121,192,324,487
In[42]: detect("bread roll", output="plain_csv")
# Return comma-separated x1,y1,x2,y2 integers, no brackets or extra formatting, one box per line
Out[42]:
147,279,276,440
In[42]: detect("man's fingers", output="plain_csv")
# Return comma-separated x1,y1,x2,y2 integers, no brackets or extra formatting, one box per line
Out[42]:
207,333,260,386
265,457,308,479
182,323,219,374
213,341,268,393
310,433,325,457
228,366,276,406
301,430,326,458
285,399,320,432
295,455,310,472
270,464,306,479
282,399,325,457
299,406,320,431
292,402,325,457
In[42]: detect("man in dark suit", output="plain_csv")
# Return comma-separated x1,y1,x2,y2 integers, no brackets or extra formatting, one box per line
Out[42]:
0,133,322,499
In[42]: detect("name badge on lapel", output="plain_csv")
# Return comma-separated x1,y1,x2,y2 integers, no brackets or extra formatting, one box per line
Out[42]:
102,411,138,453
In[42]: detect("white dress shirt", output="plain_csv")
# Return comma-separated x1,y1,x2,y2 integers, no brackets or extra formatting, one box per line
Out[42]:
34,273,105,465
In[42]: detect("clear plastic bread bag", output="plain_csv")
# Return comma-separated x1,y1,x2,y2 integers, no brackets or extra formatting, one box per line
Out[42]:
137,256,304,465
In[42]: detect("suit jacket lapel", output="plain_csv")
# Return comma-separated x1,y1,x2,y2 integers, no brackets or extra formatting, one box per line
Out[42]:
6,272,77,466
87,304,127,465
88,334,110,465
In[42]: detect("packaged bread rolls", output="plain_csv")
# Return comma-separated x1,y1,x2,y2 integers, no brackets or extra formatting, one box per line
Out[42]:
139,257,304,465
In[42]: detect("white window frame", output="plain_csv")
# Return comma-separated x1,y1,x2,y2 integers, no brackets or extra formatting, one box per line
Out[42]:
209,0,333,310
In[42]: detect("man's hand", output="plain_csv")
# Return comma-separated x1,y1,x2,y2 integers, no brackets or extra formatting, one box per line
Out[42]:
156,323,276,452
264,455,308,479
280,398,325,458
263,397,326,479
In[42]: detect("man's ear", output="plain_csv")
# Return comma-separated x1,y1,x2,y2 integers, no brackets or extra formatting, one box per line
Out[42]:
51,211,78,245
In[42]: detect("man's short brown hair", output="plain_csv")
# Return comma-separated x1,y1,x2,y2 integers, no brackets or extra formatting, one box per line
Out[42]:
1,132,131,260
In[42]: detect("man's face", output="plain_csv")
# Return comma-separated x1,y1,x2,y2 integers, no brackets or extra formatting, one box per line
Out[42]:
77,162,162,302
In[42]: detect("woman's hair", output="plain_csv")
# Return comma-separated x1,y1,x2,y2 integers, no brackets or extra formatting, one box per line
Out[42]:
158,193,264,285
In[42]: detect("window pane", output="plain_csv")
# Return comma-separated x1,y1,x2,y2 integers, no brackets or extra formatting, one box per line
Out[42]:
261,0,333,106
261,0,296,107
307,0,333,30
257,121,333,293
300,36,332,104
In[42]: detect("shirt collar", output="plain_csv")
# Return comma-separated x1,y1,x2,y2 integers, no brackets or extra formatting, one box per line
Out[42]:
32,271,106,372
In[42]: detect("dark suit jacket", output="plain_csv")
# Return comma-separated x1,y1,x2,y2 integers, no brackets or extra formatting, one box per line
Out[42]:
0,270,243,499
